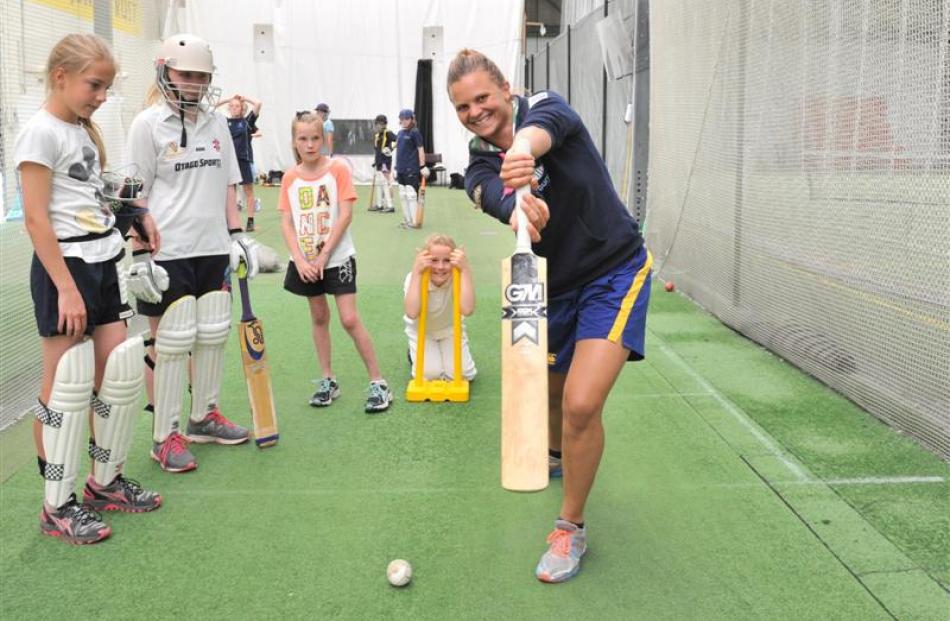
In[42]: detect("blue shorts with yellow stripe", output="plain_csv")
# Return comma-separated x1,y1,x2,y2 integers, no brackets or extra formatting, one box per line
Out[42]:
547,246,653,374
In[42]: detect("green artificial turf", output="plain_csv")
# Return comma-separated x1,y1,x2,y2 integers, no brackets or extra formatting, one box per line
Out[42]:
1,185,946,619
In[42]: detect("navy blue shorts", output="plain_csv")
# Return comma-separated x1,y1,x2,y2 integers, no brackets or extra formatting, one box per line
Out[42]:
238,159,254,185
374,154,392,172
396,171,420,191
283,256,357,297
136,254,230,317
547,246,653,373
31,251,132,337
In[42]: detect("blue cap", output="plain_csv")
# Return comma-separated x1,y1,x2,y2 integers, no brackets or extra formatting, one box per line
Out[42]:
398,108,414,119
316,103,330,113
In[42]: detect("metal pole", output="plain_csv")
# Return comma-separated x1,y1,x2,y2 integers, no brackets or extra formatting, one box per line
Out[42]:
546,41,550,89
732,2,748,308
567,24,572,104
601,1,609,161
632,0,651,225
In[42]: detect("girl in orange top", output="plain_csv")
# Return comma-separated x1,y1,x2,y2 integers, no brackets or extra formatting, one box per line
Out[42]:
278,112,393,413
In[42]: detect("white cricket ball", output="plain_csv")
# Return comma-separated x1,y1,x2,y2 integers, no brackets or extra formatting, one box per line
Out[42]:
387,559,412,587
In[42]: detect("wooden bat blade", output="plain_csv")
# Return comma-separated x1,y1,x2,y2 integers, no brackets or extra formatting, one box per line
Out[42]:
500,251,549,491
239,318,279,447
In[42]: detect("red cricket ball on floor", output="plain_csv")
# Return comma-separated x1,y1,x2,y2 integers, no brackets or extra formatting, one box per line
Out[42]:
664,281,675,292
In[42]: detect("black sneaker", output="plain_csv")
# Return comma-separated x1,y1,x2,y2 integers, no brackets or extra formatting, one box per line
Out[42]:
84,474,162,513
39,494,111,545
246,218,256,232
365,380,393,413
310,377,341,407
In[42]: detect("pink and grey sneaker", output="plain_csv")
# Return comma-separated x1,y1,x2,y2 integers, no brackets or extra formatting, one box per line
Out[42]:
535,519,588,583
151,431,198,473
83,475,162,513
39,494,111,545
186,408,249,445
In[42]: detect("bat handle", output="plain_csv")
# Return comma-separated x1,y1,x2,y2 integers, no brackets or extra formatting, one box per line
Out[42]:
511,137,533,253
515,186,531,253
237,264,255,322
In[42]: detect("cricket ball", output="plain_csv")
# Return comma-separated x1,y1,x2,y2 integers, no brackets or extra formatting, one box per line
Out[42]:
387,559,412,587
664,281,675,292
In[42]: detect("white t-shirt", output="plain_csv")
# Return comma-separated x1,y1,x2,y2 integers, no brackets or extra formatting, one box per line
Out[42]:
14,109,122,262
277,161,358,268
403,272,468,341
126,103,241,261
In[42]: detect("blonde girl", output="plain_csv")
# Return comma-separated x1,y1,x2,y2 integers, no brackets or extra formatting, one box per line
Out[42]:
404,234,477,381
279,112,393,413
16,34,162,545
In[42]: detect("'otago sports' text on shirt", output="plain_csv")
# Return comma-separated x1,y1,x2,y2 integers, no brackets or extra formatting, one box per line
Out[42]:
278,160,359,269
126,103,242,261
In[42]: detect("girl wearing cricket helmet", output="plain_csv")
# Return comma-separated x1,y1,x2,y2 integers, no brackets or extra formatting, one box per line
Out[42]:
126,33,260,473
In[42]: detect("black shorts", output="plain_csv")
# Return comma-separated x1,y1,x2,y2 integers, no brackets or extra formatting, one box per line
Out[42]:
373,154,392,172
238,159,254,185
396,171,420,191
137,255,230,317
31,251,132,337
283,256,357,297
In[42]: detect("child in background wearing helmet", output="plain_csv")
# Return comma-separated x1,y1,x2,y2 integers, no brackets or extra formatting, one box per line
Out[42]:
126,34,261,473
393,109,428,228
369,114,396,213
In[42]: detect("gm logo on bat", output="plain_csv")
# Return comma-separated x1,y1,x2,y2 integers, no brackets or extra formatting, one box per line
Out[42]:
503,283,546,345
242,321,266,361
505,283,544,304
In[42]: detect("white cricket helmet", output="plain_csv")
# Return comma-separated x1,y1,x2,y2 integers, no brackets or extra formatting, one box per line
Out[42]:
155,33,220,108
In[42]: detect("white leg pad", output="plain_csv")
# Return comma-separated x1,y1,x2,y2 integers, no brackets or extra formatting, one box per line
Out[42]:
190,291,231,422
382,175,394,207
39,339,95,509
153,296,197,442
405,185,418,224
399,185,414,224
89,336,145,485
371,169,381,203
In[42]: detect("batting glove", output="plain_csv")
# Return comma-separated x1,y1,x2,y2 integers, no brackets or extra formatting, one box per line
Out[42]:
229,229,260,279
126,250,170,304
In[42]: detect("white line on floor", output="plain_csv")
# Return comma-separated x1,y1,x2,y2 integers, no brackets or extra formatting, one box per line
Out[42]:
653,338,810,481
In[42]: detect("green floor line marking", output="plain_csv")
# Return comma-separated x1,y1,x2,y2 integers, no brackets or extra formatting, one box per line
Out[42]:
650,331,809,481
741,455,900,621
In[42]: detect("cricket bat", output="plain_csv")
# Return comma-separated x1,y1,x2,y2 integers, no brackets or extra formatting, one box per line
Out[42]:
414,171,426,227
367,166,377,211
236,261,279,448
500,138,548,491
